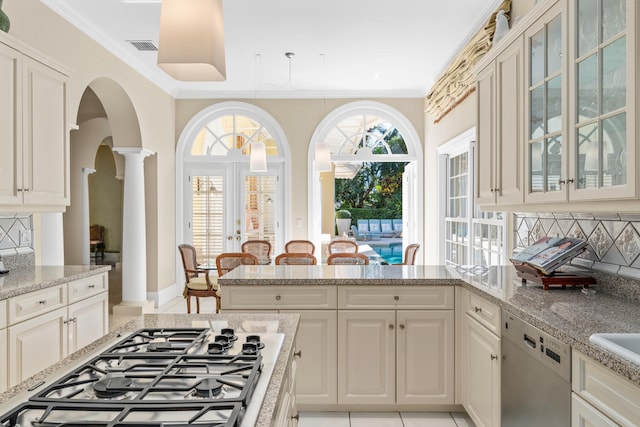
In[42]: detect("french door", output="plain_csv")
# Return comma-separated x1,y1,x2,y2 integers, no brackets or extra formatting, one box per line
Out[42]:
184,162,283,264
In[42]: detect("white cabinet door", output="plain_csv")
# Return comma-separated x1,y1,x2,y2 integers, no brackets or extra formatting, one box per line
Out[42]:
396,310,454,405
338,310,395,405
0,328,7,393
67,292,108,353
572,394,618,427
476,62,496,205
8,307,68,387
281,310,337,405
0,42,21,205
495,36,524,205
22,57,68,206
466,314,501,427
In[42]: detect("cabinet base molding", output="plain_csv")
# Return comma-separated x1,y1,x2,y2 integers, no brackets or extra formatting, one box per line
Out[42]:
296,404,464,412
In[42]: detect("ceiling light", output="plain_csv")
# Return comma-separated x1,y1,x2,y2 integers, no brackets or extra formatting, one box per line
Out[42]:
157,0,226,81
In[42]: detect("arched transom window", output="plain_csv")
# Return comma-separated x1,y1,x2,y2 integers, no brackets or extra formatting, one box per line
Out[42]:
325,113,408,157
190,114,279,159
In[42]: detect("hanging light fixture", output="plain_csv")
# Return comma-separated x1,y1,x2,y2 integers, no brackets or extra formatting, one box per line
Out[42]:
250,141,267,172
315,54,332,172
157,0,226,81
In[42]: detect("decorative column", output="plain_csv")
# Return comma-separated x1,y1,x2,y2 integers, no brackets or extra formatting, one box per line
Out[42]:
81,167,96,265
40,213,65,265
112,147,155,315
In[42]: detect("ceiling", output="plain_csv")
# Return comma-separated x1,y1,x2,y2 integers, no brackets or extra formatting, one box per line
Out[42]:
41,0,502,99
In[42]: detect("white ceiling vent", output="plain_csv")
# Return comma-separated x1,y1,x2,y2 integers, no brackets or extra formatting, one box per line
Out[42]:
128,40,158,51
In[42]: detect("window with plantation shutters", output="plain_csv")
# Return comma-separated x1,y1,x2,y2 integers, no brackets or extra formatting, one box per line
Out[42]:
190,175,224,264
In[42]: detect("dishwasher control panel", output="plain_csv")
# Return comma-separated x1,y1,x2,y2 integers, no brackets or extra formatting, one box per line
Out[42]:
502,310,571,382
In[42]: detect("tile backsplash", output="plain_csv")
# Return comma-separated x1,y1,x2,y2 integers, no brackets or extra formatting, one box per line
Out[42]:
514,212,640,301
0,214,35,269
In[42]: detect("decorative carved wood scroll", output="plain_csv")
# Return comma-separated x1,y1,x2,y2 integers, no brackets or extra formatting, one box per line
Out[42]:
425,0,511,123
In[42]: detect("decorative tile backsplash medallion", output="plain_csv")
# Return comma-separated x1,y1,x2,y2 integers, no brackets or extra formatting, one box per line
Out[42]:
514,212,640,301
0,214,35,269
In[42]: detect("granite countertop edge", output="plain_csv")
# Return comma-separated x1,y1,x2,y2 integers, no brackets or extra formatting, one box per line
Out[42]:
0,312,301,427
0,265,112,300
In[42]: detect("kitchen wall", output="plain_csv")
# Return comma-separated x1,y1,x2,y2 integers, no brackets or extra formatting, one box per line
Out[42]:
0,214,34,269
5,0,175,295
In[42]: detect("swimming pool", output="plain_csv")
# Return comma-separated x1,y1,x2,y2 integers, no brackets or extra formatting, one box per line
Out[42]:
373,243,403,264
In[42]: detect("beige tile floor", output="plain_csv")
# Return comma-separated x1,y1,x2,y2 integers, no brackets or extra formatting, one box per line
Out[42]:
108,268,476,427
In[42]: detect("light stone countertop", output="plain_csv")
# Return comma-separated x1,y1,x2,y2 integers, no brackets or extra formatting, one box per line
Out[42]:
0,313,300,427
0,265,111,300
220,264,640,387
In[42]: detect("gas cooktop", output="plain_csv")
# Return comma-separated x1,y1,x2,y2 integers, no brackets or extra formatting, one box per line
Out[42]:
0,327,284,427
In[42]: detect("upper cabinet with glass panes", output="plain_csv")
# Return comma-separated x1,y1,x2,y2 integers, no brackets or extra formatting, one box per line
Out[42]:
524,1,567,203
568,0,635,201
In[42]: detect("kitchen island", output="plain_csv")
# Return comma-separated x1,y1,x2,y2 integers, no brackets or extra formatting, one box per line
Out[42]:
220,264,640,387
0,312,300,427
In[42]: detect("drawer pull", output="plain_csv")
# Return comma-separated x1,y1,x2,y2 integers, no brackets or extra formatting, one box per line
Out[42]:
491,354,498,361
292,415,299,421
389,324,395,330
399,324,405,330
38,300,47,305
275,295,281,301
88,285,96,288
393,296,399,301
294,350,302,358
474,306,482,313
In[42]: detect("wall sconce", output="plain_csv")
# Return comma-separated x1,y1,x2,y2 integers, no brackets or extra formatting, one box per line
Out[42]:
314,142,332,172
157,0,226,81
250,141,267,172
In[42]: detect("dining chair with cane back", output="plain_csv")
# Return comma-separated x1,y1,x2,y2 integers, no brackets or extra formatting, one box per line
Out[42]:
327,252,370,265
178,244,220,314
394,243,421,265
327,240,358,255
275,252,317,265
284,240,315,255
241,240,272,265
216,252,260,277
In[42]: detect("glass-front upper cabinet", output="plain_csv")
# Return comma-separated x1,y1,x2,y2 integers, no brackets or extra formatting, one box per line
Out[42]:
525,1,567,203
569,0,636,200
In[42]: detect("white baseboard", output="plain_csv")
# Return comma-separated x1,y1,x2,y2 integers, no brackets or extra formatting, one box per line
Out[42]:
148,283,180,308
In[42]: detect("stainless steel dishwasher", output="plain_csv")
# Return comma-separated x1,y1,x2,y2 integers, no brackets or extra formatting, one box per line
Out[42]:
501,310,571,426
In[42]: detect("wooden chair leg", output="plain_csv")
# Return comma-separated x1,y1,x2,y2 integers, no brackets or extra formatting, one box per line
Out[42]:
196,296,201,314
216,295,221,313
186,295,191,313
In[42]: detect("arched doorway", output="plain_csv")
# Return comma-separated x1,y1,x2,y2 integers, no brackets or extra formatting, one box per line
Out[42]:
308,101,423,262
65,79,143,313
176,102,291,270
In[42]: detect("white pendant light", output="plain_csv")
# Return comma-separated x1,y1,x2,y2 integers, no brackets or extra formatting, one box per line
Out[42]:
157,0,226,81
314,142,332,172
250,141,267,172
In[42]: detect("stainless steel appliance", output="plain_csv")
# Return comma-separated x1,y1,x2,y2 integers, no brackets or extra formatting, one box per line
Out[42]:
0,325,284,426
501,310,571,426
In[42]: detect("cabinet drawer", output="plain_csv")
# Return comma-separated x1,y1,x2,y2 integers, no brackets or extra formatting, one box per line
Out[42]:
8,285,66,325
464,290,501,336
223,286,336,310
338,286,453,309
0,299,7,329
68,273,108,303
572,350,640,426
